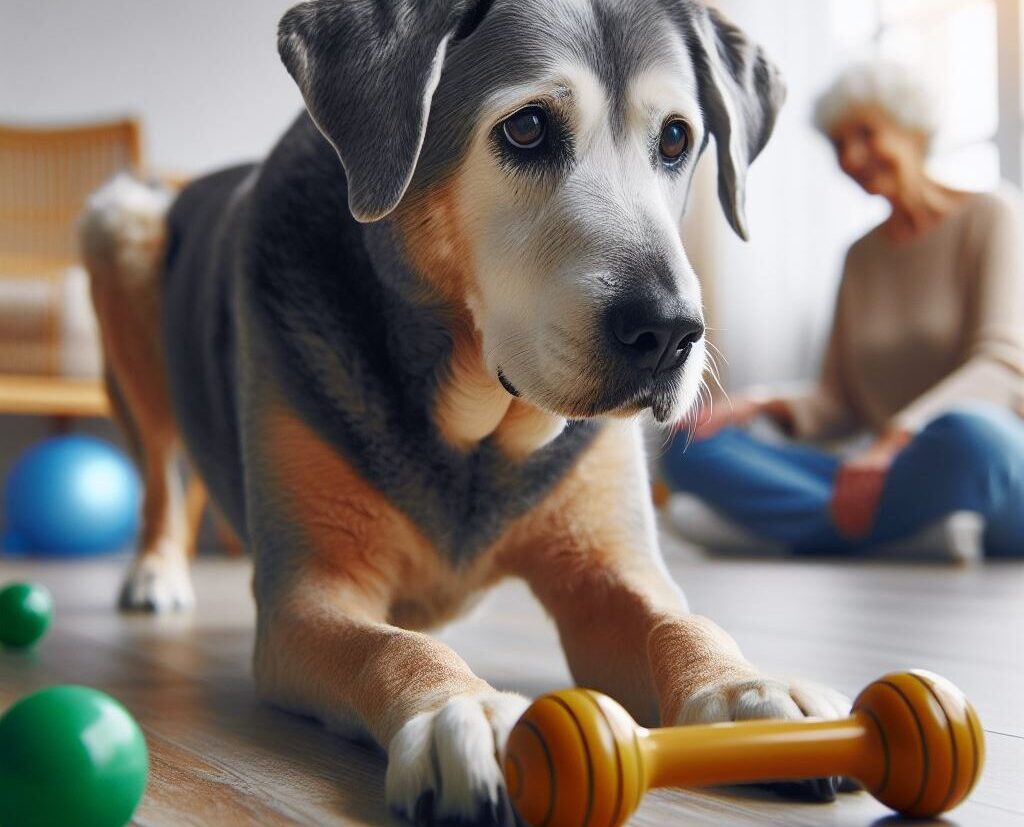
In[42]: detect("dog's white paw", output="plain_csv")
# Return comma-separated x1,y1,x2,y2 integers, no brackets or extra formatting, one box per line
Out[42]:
678,675,851,725
678,676,853,800
386,691,528,826
118,551,195,613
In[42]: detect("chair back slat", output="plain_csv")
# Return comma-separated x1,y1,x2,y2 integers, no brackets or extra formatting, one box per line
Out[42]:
0,119,142,274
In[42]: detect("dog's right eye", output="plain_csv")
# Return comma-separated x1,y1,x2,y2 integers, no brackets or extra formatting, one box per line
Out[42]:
502,107,547,150
659,119,691,165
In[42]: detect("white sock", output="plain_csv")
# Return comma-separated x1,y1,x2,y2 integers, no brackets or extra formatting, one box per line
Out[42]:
667,493,986,564
665,493,787,556
869,511,985,564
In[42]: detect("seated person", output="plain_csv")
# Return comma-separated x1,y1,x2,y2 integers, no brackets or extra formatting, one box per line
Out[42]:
663,61,1024,561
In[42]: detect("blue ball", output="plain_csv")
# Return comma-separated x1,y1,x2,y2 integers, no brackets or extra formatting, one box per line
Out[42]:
1,529,31,557
4,436,141,557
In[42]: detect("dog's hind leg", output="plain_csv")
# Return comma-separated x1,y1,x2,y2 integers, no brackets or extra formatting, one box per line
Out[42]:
106,370,194,611
82,176,195,612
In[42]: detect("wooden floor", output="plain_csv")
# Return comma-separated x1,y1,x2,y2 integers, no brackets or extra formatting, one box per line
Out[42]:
1,535,1022,827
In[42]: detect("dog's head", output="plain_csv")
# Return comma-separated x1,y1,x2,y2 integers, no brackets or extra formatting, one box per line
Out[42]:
279,0,784,423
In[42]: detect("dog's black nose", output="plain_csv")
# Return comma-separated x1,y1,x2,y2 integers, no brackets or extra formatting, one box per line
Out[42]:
610,299,704,375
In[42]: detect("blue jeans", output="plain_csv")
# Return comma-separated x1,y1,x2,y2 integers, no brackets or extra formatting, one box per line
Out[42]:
661,405,1024,557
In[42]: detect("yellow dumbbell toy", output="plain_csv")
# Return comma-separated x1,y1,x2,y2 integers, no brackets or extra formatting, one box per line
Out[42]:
505,670,983,827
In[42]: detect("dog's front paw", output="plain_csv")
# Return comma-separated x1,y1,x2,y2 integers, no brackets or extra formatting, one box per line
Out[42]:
386,691,528,826
678,675,850,725
118,550,195,613
679,676,853,802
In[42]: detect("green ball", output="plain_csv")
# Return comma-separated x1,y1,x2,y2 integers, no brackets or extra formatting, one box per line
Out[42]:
0,582,52,648
0,685,149,827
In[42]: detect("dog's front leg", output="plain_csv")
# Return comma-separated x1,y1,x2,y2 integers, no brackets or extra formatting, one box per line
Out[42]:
511,422,849,732
246,404,525,826
519,536,849,730
253,581,526,825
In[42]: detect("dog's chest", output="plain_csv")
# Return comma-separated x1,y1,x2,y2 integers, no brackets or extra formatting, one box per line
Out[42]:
346,418,602,564
252,273,601,561
263,319,604,563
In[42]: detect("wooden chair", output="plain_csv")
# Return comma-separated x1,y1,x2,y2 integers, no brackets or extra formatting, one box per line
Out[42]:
0,118,141,398
0,118,142,275
0,118,218,556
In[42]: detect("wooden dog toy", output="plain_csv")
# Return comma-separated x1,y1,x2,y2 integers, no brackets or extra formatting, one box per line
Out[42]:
505,670,983,826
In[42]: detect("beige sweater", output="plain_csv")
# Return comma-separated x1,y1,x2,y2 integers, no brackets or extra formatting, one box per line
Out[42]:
785,188,1024,439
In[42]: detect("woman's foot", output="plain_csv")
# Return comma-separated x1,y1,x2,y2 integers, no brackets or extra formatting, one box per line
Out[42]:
667,492,985,563
871,511,985,564
665,493,787,555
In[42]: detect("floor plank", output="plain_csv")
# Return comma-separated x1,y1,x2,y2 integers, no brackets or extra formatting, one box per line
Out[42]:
1,533,1021,827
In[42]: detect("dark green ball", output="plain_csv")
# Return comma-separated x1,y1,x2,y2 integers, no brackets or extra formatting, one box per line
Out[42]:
0,685,149,827
0,582,52,648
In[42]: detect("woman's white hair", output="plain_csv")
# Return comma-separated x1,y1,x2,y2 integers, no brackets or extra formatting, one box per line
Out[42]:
814,60,941,147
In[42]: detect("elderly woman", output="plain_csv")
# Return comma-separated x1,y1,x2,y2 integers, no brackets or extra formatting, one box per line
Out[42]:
663,61,1024,560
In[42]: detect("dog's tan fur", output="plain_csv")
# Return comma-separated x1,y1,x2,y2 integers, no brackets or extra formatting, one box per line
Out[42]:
399,180,569,456
398,184,516,452
497,418,759,726
251,397,499,745
395,181,475,306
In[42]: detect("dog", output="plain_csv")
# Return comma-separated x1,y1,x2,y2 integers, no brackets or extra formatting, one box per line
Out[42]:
82,1,851,823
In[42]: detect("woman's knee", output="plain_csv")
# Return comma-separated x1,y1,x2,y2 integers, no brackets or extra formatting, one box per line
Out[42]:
660,427,746,486
909,406,1024,508
922,406,1024,463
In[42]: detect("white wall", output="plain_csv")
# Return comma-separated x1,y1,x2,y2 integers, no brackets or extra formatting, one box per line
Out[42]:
1,0,303,175
695,0,888,393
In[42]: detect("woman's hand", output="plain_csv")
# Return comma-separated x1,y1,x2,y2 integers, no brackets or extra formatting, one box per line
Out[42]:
687,396,762,440
685,395,796,441
830,430,912,539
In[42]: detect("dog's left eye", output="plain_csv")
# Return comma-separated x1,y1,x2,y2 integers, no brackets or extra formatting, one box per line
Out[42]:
503,107,547,150
659,119,691,164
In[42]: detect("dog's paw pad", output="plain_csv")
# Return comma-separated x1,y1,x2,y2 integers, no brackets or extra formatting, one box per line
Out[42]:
118,552,195,613
386,692,528,826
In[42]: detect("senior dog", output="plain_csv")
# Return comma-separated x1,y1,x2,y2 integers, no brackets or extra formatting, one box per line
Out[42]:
82,0,850,822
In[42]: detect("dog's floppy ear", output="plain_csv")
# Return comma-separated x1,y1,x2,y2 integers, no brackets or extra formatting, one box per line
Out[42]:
279,0,490,223
690,6,786,240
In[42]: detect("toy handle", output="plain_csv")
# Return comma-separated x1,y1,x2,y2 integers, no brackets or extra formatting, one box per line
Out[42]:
642,713,880,791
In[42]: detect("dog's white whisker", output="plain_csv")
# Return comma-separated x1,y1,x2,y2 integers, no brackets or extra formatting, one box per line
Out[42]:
706,339,730,366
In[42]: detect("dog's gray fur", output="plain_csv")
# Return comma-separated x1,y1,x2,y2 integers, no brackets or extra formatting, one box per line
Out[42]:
159,0,785,574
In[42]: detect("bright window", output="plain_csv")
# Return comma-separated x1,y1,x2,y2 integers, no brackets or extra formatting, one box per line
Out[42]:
873,0,1019,190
